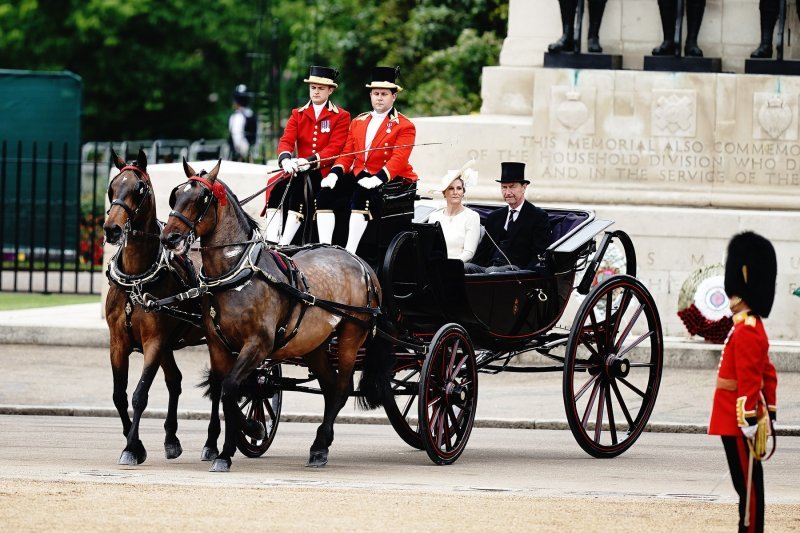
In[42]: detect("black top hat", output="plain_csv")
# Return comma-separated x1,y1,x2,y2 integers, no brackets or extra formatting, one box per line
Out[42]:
495,162,530,184
365,66,403,92
724,231,777,317
304,65,339,87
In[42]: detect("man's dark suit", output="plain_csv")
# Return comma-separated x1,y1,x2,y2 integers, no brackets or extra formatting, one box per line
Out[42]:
471,201,553,270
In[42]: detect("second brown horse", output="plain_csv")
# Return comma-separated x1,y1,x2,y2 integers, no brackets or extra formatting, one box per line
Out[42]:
160,159,387,471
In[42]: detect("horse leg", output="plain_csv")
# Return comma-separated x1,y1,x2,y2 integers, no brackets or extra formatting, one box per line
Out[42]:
118,362,159,465
160,350,183,460
209,345,261,473
110,351,131,438
201,368,222,462
303,344,353,467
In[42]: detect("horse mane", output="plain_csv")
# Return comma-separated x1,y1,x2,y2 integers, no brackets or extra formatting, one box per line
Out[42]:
220,179,259,233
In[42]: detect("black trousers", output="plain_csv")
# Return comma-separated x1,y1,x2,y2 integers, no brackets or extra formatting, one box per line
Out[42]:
721,435,764,533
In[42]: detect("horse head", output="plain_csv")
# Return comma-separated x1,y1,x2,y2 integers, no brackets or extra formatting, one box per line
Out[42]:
104,148,153,245
160,157,223,255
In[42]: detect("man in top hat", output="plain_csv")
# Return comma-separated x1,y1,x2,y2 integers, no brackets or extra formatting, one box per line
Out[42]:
465,162,553,274
709,231,778,533
228,84,258,162
265,65,350,245
324,66,418,254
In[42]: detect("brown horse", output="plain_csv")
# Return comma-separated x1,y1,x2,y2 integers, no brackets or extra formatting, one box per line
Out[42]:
103,148,205,465
160,159,386,471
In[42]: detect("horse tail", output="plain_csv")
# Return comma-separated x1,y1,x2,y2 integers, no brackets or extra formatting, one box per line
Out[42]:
196,367,220,399
356,316,395,410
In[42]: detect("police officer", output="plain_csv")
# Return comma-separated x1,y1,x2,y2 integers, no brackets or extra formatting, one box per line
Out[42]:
267,66,350,245
228,84,257,162
709,231,778,533
325,66,418,254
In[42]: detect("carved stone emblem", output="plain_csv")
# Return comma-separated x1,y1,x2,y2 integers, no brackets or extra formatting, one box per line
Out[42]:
757,95,792,139
653,93,694,136
556,91,589,130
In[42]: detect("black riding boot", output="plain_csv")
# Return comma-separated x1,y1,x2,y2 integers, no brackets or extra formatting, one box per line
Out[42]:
652,0,677,55
586,0,608,53
751,0,779,58
548,0,577,53
684,0,706,56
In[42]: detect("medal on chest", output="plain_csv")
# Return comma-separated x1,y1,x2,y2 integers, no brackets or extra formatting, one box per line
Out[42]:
321,119,330,133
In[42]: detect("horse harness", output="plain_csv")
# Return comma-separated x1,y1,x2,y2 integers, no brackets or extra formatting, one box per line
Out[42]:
151,234,381,355
106,221,203,352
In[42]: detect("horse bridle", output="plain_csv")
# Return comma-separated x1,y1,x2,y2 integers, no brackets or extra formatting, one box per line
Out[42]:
107,165,153,244
167,174,219,249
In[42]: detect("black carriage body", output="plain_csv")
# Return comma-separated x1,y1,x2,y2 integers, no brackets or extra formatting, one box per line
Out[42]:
383,204,597,350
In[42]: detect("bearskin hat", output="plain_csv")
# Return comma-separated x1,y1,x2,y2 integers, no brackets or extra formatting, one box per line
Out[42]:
724,231,777,317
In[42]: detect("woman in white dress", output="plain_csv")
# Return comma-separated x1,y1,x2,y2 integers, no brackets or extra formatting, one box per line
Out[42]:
427,162,481,262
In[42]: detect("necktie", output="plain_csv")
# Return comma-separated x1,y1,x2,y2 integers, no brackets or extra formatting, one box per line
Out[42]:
505,209,517,230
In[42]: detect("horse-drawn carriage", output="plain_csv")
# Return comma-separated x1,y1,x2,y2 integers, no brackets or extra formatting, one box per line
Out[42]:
105,153,662,470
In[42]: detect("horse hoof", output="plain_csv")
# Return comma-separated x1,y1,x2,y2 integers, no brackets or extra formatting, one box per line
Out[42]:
164,441,183,460
200,446,219,462
209,457,231,472
118,450,139,466
245,420,266,440
306,450,328,468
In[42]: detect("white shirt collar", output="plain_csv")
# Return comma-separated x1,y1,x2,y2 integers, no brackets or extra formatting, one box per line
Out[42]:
313,101,327,119
370,109,390,120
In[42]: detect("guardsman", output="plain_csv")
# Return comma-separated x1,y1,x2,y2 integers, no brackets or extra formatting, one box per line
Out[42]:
228,84,257,162
324,66,418,254
267,65,350,245
709,231,778,533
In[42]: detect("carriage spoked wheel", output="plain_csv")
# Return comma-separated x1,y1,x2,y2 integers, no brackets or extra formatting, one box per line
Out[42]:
236,364,283,458
563,274,663,458
418,323,478,465
382,360,425,450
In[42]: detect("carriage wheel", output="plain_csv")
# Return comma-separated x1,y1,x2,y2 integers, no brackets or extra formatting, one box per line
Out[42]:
563,274,663,458
418,323,478,465
236,364,283,458
382,361,425,450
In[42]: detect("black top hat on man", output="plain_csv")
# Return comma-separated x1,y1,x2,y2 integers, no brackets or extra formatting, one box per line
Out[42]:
724,231,777,317
233,84,250,106
496,162,530,184
365,66,403,92
304,65,339,87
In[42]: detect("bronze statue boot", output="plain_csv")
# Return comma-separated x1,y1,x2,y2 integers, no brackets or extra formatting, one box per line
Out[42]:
750,43,774,58
548,33,575,53
587,36,603,53
652,40,676,55
684,41,704,57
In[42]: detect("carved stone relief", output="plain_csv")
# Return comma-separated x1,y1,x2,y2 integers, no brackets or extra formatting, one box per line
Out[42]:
651,90,696,137
549,87,596,134
753,93,797,141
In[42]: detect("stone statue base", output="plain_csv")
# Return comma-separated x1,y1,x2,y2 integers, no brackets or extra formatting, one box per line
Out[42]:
543,52,622,70
644,56,722,73
745,59,800,75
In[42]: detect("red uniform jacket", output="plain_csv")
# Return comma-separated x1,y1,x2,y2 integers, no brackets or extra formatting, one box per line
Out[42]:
708,311,778,436
332,107,418,182
277,100,350,177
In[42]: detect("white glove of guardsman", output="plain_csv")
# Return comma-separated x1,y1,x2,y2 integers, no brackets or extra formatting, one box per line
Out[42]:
358,176,383,189
741,424,758,439
295,157,311,172
281,158,299,176
322,167,342,189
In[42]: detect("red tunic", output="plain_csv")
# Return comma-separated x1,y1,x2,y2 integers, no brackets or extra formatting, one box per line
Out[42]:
708,311,778,436
331,108,418,182
277,100,350,177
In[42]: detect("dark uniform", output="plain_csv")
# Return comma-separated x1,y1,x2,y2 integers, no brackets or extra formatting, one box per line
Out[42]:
708,231,778,533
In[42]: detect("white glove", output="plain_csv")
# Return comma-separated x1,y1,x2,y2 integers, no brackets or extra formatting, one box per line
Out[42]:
320,174,338,188
281,158,298,176
741,424,758,439
296,157,311,172
358,176,383,189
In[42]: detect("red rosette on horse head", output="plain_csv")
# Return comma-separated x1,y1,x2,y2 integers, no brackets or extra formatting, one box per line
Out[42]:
676,264,733,344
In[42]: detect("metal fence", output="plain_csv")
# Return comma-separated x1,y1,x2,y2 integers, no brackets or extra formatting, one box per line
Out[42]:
1,136,280,295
